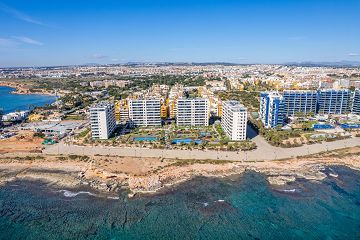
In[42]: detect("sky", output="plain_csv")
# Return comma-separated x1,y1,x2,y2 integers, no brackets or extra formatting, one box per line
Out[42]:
0,0,359,67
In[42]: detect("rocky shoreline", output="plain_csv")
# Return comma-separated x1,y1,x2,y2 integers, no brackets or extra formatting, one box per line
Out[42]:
0,81,56,96
0,147,359,198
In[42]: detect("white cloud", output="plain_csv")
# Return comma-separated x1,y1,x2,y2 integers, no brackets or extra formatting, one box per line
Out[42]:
0,3,44,25
14,36,44,46
348,53,359,57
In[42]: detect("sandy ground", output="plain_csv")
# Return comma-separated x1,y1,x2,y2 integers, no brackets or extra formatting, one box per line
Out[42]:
45,135,360,161
0,131,44,154
0,147,359,196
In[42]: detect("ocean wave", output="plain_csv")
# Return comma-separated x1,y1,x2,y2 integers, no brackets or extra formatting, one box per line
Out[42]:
57,190,97,198
281,189,297,193
107,196,120,200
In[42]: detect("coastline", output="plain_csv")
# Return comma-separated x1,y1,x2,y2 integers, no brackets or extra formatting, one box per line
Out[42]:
1,146,359,197
0,81,56,96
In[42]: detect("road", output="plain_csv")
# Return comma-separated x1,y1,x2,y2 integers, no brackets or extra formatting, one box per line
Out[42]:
44,135,359,162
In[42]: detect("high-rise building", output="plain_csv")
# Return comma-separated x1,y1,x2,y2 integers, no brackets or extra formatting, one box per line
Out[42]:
176,98,209,126
128,99,161,127
260,92,285,128
115,100,129,123
160,104,168,119
318,89,351,114
221,101,247,141
90,102,116,139
352,89,360,115
283,90,317,116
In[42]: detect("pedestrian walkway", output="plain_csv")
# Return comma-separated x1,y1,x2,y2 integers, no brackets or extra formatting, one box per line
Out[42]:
44,136,360,162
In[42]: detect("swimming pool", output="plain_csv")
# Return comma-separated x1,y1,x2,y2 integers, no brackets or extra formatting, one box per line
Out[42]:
133,136,157,142
171,139,203,144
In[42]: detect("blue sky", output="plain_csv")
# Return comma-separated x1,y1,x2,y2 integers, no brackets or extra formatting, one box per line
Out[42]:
0,0,359,67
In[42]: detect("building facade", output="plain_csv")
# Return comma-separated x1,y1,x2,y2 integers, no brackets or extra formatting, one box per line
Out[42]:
317,89,351,114
283,90,317,116
352,89,360,115
128,99,161,127
221,101,247,141
115,100,129,123
176,98,209,126
90,102,116,140
260,92,285,128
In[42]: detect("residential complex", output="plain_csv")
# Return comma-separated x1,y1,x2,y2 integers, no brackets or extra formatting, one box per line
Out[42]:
115,100,129,123
317,89,351,115
260,89,360,128
176,98,209,126
260,92,285,128
283,90,317,116
221,101,248,141
352,89,360,115
89,102,116,140
128,99,161,127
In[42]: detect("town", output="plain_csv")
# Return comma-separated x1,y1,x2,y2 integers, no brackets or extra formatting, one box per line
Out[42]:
0,63,359,158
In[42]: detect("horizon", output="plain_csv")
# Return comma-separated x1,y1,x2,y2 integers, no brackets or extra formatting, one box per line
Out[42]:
2,60,360,69
0,0,360,67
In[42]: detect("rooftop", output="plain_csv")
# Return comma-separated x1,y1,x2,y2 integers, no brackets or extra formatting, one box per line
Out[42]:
224,100,247,112
90,102,114,110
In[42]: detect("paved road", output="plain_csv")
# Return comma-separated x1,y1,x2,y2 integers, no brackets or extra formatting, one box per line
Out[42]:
44,136,359,162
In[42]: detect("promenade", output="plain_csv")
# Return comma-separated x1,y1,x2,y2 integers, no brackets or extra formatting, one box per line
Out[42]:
44,135,360,162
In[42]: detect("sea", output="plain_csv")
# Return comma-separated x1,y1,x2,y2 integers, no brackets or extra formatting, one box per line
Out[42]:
0,86,57,114
0,166,359,240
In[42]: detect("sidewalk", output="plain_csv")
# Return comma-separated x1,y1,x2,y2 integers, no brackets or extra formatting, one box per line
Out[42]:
44,136,360,162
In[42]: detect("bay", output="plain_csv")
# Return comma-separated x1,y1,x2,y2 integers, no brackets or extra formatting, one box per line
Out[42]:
0,86,57,114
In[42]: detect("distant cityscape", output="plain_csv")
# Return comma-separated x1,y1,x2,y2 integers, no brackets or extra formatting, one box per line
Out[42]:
1,63,359,153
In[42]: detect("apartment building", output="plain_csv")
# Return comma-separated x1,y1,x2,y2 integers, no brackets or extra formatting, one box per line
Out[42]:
318,89,351,114
283,90,317,116
128,99,161,127
89,102,116,139
260,92,285,128
352,89,360,115
221,101,247,141
176,98,209,126
115,100,129,123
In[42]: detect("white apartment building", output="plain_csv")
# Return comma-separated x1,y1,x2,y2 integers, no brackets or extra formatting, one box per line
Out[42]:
176,98,209,126
90,102,116,140
128,99,161,127
221,101,247,141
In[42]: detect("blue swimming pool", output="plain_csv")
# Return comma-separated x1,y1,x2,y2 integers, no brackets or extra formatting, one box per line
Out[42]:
133,136,157,142
172,139,203,144
313,124,334,130
340,124,360,129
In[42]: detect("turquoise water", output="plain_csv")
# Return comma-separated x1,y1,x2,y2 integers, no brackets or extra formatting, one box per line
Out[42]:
172,138,203,144
0,166,359,239
0,86,56,113
133,136,157,142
